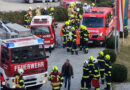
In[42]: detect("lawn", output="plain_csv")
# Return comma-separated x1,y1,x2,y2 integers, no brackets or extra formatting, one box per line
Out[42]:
115,32,130,81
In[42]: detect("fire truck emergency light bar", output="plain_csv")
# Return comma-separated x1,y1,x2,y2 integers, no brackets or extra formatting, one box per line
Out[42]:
6,38,43,48
85,11,104,13
34,18,48,24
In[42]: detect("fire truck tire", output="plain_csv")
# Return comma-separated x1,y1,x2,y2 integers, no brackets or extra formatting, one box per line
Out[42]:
102,37,106,47
33,84,43,89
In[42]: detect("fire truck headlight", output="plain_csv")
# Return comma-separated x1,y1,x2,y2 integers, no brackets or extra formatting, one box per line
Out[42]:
2,82,6,85
99,32,103,36
40,74,45,78
42,80,46,83
12,85,16,88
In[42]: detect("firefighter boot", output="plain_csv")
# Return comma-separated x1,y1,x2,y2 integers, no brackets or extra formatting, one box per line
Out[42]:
75,51,78,55
104,85,110,90
71,51,74,55
101,80,104,84
84,49,88,54
67,49,70,52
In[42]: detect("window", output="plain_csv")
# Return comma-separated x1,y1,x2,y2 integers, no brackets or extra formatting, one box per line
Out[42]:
11,45,45,64
1,47,9,63
82,17,104,27
31,26,50,35
105,12,113,24
60,1,65,6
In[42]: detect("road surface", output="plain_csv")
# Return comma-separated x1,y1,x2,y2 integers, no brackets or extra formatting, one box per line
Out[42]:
0,0,59,12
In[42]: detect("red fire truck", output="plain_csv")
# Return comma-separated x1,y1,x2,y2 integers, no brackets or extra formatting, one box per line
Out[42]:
30,15,56,49
60,0,82,7
81,7,115,45
0,20,48,89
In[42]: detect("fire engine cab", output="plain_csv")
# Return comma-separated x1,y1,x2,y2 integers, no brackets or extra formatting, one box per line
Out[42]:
60,0,82,7
30,15,56,49
0,20,48,89
81,7,115,45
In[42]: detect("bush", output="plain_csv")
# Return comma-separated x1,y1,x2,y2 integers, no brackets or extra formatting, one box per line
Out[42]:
112,64,128,82
120,28,129,38
106,35,118,49
103,49,116,63
54,7,68,22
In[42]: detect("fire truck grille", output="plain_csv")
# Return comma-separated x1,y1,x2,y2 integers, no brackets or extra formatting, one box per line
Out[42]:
24,78,37,82
25,82,36,86
92,34,98,38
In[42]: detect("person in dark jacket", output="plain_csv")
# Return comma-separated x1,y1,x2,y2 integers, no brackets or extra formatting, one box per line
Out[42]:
61,59,74,90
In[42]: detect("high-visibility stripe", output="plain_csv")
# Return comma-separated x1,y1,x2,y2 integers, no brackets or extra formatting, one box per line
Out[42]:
53,86,60,89
51,82,60,85
83,76,89,78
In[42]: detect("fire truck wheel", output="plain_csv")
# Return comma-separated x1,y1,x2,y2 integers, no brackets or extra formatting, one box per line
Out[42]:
102,37,106,47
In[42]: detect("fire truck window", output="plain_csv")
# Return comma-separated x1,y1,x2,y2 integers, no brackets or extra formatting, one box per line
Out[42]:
82,17,104,27
1,47,9,63
107,12,113,23
31,26,50,35
11,45,45,63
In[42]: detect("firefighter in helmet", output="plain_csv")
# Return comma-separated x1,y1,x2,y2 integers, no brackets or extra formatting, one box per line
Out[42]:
15,69,25,90
48,66,64,90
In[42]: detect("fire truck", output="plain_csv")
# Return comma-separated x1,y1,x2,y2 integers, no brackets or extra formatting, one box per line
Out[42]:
60,0,82,7
0,20,48,89
81,7,115,45
30,15,56,49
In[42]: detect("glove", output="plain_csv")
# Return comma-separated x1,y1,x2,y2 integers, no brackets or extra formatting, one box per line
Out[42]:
59,84,62,87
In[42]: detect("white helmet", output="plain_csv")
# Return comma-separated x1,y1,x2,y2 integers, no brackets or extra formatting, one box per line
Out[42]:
44,7,47,10
84,60,88,64
84,3,87,6
29,7,32,10
18,69,24,75
93,58,98,63
76,8,80,12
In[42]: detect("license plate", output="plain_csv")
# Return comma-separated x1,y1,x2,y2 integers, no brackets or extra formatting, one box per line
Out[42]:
89,41,93,43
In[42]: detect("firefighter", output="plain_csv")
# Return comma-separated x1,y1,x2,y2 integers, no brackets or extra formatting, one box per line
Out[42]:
79,25,84,51
81,60,90,90
28,7,33,18
97,51,105,84
79,25,90,54
35,6,41,16
66,25,72,52
48,66,64,90
93,59,100,90
104,55,112,90
60,21,69,48
15,69,25,90
49,7,55,18
24,11,30,27
71,27,78,55
88,56,95,88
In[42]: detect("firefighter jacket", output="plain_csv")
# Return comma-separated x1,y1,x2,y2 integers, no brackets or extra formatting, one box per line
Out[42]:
15,74,25,88
93,63,100,79
24,13,30,22
49,11,54,16
88,61,95,76
97,56,105,72
105,61,112,77
35,8,41,16
28,10,33,18
66,28,72,41
82,66,90,79
83,30,90,41
72,30,77,42
62,25,67,36
48,72,64,90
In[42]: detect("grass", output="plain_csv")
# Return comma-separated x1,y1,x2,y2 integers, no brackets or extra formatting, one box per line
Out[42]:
115,32,130,81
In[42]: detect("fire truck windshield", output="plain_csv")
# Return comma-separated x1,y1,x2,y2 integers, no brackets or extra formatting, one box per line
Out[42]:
31,26,50,35
11,45,45,63
82,17,104,27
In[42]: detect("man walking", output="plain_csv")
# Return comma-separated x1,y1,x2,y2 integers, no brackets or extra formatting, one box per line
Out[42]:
61,59,74,90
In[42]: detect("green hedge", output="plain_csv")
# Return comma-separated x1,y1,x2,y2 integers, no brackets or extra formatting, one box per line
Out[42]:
103,49,117,63
112,64,128,82
106,35,118,49
120,28,129,38
0,7,68,25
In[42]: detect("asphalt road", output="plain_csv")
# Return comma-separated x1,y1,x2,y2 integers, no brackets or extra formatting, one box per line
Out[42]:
0,0,59,12
30,23,109,90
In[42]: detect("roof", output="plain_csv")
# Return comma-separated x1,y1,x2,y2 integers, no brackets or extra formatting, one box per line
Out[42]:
31,15,53,26
2,36,43,48
83,7,113,17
